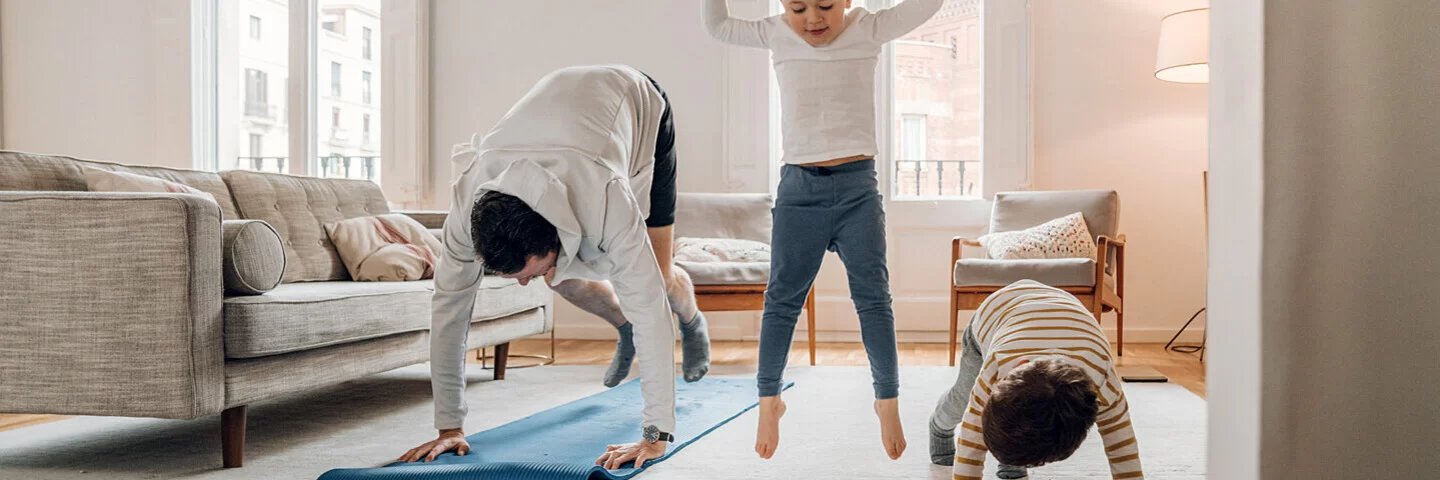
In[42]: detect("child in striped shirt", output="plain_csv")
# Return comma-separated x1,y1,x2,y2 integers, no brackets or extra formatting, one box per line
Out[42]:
930,280,1144,479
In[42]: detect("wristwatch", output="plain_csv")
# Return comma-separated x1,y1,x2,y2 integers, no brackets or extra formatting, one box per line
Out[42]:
643,425,674,444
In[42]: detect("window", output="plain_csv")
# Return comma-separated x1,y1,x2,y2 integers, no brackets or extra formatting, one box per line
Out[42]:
362,71,371,104
330,61,342,97
249,134,263,157
244,69,269,118
206,0,415,194
901,114,928,161
363,114,371,145
363,27,372,60
890,0,981,199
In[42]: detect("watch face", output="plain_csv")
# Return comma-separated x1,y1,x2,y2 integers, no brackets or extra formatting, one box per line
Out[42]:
643,425,659,443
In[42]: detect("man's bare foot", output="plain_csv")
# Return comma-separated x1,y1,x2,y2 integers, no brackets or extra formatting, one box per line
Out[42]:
754,396,787,459
875,398,907,460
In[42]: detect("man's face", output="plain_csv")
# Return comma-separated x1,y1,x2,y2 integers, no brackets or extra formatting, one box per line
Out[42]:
500,251,558,286
783,0,852,47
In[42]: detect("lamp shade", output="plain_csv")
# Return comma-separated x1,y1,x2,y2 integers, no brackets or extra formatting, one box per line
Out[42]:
1155,8,1209,83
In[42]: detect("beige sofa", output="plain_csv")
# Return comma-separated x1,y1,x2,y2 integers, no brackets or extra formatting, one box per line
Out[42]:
0,150,552,467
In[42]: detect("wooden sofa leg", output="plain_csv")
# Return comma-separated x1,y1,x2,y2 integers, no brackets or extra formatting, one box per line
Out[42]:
493,342,510,380
222,405,247,468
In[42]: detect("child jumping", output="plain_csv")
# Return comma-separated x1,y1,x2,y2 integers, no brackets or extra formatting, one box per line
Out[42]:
931,280,1144,479
703,0,943,461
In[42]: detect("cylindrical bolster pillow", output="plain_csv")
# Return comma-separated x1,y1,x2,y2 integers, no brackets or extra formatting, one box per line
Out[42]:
222,220,285,295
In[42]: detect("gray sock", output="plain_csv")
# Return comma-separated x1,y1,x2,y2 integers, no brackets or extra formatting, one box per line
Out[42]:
603,323,635,388
996,465,1029,479
678,312,711,383
929,417,956,466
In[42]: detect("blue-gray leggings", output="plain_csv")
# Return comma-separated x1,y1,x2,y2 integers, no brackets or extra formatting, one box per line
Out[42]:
756,159,899,399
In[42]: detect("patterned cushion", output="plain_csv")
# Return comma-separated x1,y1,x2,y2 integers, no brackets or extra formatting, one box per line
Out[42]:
978,212,1097,260
221,170,390,282
674,237,771,263
83,166,217,203
325,214,444,282
0,150,241,218
222,220,285,295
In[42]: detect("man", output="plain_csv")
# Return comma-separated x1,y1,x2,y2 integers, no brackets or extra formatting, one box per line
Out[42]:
398,65,712,470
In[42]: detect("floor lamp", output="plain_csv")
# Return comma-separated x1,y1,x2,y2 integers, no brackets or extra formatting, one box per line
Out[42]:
1155,7,1209,361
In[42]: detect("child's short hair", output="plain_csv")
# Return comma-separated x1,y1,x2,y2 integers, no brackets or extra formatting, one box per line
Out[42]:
982,356,1100,467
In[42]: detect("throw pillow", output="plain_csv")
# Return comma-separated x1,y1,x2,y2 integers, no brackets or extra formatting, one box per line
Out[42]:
325,214,444,281
674,237,770,263
83,166,217,203
977,212,1097,260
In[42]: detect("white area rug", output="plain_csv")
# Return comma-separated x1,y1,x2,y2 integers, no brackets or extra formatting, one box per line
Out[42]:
0,365,1205,479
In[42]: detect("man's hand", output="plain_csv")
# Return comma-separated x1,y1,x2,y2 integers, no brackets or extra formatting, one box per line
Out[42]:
398,428,471,463
595,440,668,470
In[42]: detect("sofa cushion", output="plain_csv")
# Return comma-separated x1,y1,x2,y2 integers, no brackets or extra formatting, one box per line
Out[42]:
674,193,773,244
221,170,391,282
222,220,286,295
325,214,443,282
0,150,242,218
83,166,218,203
953,258,1098,287
677,260,771,286
222,276,548,359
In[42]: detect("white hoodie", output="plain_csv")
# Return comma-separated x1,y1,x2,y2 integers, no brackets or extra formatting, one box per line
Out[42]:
430,65,677,433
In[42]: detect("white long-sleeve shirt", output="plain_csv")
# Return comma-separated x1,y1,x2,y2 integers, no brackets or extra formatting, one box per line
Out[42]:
430,65,677,433
703,0,943,165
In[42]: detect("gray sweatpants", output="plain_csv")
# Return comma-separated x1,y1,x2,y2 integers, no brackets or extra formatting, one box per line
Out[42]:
931,321,1028,478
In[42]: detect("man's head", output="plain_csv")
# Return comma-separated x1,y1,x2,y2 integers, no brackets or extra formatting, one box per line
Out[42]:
471,190,560,286
982,356,1100,468
782,0,852,47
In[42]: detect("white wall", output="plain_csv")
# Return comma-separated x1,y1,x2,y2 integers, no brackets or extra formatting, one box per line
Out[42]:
0,0,193,169
1207,0,1262,477
1032,0,1210,343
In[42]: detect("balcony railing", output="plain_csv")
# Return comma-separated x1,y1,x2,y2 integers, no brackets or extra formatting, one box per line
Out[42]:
229,156,380,183
235,156,288,174
319,155,380,183
244,102,282,122
894,159,980,198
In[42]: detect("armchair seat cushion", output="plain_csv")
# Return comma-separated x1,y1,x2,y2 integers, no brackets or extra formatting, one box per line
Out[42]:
953,258,1102,287
677,260,770,286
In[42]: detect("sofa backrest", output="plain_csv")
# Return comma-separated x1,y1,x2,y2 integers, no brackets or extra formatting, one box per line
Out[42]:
221,170,390,283
0,150,242,218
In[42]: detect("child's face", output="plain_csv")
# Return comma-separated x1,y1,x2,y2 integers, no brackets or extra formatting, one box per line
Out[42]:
782,0,852,47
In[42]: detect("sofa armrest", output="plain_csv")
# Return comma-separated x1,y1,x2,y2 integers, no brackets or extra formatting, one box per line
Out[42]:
396,210,447,229
0,192,225,419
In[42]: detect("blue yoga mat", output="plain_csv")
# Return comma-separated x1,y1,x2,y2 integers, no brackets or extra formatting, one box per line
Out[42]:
317,377,791,480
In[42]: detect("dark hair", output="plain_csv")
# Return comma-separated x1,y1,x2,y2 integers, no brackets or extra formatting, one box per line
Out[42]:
982,357,1100,468
471,191,561,275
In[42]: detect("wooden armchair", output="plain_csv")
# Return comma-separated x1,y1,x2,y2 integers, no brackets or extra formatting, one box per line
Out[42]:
948,190,1127,365
674,193,818,365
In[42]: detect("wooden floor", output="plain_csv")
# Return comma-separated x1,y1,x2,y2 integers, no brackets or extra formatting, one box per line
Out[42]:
0,341,1205,433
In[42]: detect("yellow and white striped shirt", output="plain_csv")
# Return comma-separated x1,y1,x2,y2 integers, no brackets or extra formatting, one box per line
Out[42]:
953,280,1143,480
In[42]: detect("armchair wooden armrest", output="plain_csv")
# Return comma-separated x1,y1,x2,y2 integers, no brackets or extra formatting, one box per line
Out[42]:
952,236,980,264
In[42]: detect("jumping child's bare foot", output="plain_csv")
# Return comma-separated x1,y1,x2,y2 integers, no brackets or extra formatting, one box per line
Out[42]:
874,398,907,460
754,395,787,459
